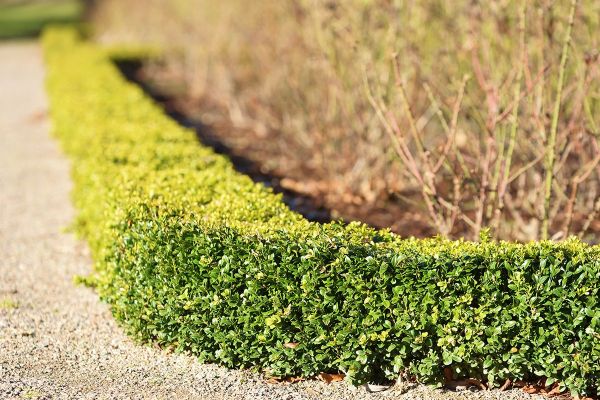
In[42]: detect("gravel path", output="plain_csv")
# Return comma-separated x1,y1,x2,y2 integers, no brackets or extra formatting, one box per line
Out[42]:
0,41,545,400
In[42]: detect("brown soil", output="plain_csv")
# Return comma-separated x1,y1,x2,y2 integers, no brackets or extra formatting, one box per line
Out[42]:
117,61,600,243
117,61,436,238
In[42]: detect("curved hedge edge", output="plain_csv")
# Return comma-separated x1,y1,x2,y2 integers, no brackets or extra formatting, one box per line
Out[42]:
101,44,162,62
42,26,600,396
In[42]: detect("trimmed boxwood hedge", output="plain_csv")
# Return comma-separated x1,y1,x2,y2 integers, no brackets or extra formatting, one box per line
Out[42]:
43,27,600,396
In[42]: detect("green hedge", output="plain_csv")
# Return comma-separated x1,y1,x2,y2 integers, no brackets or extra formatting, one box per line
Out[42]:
43,27,600,396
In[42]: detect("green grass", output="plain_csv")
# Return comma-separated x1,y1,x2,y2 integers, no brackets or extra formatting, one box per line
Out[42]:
0,297,19,309
0,0,82,39
21,388,43,399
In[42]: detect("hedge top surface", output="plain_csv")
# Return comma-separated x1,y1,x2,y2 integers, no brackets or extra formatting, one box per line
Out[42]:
43,27,600,396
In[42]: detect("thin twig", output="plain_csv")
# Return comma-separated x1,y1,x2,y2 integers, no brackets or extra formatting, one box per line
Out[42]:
541,0,578,239
491,0,527,232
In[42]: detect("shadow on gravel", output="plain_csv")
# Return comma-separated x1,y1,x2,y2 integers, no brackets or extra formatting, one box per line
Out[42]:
115,60,332,224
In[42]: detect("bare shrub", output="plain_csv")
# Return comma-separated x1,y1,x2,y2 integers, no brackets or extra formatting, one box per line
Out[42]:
92,0,600,241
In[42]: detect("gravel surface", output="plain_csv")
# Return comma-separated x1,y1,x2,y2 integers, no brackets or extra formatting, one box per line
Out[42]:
0,41,546,400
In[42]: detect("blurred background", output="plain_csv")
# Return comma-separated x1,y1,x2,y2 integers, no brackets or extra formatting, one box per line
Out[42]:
0,0,82,39
2,0,599,243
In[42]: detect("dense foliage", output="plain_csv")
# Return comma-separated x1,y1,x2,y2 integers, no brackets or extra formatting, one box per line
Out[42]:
43,27,600,396
0,0,81,39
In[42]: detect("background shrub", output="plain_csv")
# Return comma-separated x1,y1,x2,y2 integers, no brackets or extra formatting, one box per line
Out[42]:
90,0,600,242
